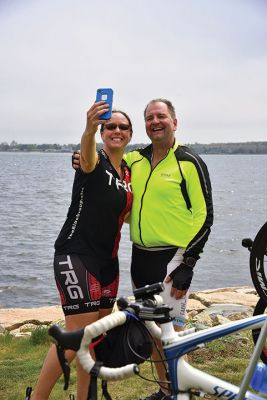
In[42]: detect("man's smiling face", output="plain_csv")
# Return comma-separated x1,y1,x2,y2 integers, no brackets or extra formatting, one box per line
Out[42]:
145,101,177,145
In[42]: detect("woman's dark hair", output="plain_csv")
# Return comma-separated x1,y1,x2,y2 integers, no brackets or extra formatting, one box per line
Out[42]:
100,110,133,133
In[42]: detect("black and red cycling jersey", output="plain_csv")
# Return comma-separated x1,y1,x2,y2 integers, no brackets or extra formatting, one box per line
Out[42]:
55,149,132,260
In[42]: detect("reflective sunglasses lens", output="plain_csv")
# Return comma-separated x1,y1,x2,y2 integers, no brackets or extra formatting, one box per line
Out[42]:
105,123,116,130
119,124,130,130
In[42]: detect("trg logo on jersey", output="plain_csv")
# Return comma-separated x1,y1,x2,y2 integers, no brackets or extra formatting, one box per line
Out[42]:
105,170,132,192
59,255,84,300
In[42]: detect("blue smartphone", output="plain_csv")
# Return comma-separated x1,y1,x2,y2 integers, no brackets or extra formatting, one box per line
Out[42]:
96,88,113,120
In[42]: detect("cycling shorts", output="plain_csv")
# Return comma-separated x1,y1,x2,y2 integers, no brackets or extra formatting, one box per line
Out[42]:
131,245,188,327
54,254,119,316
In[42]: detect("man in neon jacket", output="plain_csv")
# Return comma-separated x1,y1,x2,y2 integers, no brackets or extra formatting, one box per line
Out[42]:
125,98,213,400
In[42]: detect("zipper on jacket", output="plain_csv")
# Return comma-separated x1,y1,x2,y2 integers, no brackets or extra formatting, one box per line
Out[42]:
138,149,170,246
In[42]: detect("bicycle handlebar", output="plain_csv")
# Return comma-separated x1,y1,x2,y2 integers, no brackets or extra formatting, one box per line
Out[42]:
49,312,139,381
77,311,139,380
49,284,168,383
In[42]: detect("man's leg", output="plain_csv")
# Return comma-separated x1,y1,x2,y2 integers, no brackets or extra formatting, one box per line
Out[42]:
131,246,187,400
149,323,186,395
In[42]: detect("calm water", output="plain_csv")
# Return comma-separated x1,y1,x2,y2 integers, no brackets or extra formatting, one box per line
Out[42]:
0,152,266,308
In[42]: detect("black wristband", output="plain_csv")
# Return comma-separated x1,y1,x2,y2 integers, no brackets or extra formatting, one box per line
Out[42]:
183,256,196,268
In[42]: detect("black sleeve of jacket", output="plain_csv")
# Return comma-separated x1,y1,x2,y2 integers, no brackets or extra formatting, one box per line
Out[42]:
176,146,214,261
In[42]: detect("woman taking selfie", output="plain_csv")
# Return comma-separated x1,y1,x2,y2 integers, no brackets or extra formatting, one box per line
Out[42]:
31,98,133,400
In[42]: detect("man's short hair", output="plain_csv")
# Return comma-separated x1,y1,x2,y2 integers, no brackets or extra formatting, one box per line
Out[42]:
144,99,176,120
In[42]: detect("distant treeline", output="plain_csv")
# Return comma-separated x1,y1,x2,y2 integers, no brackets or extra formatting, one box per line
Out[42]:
1,140,267,154
187,141,267,155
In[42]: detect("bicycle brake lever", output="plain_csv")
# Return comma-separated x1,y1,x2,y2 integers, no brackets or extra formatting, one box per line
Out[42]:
56,344,70,390
25,387,32,400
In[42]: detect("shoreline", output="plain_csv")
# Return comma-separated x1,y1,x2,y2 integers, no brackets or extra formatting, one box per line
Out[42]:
0,286,260,335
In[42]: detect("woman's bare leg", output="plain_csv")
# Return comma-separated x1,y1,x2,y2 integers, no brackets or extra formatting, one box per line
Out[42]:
31,311,97,400
31,344,76,400
66,312,99,400
31,307,114,399
71,308,113,399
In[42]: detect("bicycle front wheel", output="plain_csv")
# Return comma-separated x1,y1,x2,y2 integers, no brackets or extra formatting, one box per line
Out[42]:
252,297,267,365
250,222,267,302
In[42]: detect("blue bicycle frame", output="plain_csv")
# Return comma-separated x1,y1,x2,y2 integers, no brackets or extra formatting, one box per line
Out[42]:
162,314,267,399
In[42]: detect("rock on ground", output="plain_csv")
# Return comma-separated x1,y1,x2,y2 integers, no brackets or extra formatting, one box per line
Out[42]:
0,286,261,335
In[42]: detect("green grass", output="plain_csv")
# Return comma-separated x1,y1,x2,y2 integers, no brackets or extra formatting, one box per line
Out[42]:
30,325,51,346
0,328,261,399
189,332,254,385
0,330,75,400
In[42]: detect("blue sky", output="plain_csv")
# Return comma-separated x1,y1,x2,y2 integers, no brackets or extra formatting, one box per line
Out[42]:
0,0,266,144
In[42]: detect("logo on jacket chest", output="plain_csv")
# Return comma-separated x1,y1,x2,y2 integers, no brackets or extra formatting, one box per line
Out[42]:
105,170,131,192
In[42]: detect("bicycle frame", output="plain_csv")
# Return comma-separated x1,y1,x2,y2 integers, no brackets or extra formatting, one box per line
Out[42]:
49,284,267,400
161,314,267,399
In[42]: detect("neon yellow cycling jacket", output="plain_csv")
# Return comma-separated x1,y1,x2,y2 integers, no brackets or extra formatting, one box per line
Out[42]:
125,141,213,260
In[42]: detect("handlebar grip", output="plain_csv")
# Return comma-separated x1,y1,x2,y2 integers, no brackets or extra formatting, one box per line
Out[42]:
77,311,138,380
93,364,139,381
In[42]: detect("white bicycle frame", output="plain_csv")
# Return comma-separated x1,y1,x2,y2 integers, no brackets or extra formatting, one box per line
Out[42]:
75,302,267,400
158,314,267,400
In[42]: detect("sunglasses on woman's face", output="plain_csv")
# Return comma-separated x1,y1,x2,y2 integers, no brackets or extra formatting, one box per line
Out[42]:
104,123,130,131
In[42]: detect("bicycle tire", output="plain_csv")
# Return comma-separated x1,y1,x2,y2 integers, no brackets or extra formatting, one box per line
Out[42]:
252,297,267,365
250,222,267,301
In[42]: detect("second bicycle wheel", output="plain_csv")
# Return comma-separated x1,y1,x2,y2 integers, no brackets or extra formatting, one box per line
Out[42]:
252,297,267,365
250,222,267,302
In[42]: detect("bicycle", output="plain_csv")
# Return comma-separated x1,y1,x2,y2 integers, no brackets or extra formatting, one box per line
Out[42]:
242,221,267,366
42,222,267,400
48,281,267,400
242,221,267,303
